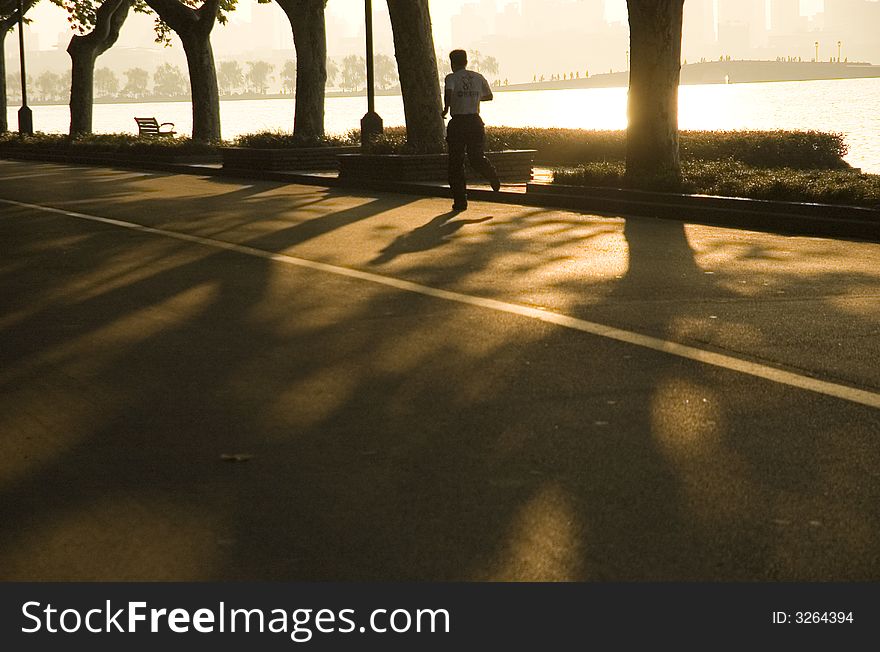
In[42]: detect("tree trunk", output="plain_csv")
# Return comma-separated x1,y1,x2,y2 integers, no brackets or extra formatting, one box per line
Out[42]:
67,0,131,136
68,46,97,136
276,0,326,139
180,31,221,142
386,0,445,153
0,30,7,133
625,0,684,183
145,0,222,142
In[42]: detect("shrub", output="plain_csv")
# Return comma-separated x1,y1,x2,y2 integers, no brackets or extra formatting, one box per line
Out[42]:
232,130,359,148
0,132,218,154
358,126,452,154
359,127,408,154
486,127,623,163
484,127,849,169
552,159,880,208
7,128,845,171
679,130,848,169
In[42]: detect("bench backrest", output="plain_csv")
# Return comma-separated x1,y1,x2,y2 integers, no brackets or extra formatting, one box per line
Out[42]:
135,117,161,135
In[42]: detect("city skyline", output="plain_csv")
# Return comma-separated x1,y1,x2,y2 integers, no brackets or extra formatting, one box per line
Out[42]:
21,0,829,50
7,0,875,87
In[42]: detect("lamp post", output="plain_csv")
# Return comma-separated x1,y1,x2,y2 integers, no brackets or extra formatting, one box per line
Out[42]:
360,0,383,146
17,0,32,135
837,40,842,63
814,41,819,63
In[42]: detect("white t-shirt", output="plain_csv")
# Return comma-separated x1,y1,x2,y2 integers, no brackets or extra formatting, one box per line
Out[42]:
444,69,492,116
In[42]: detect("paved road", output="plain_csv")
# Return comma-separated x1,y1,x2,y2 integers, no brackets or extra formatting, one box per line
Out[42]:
1,160,879,581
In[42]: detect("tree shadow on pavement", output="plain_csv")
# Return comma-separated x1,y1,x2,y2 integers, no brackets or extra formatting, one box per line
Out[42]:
1,162,879,581
370,212,493,265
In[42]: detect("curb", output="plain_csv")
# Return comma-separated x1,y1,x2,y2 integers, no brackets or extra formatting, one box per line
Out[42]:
525,183,880,242
0,149,220,167
2,151,878,243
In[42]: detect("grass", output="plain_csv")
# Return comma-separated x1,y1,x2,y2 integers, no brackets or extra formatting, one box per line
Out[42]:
552,160,880,208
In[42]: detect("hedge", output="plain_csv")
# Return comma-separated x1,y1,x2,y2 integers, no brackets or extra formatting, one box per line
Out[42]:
484,127,849,169
3,128,850,171
552,160,880,208
232,131,359,148
0,132,217,155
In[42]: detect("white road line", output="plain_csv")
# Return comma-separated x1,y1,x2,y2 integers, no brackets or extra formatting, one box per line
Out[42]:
4,197,880,410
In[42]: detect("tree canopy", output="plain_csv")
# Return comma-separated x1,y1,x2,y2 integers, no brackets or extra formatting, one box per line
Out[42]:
1,0,40,32
147,0,237,46
50,0,154,34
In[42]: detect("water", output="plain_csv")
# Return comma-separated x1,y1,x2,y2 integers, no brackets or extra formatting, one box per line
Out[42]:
8,77,880,172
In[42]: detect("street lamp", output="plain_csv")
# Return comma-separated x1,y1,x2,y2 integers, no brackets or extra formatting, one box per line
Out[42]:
17,0,33,135
814,41,819,63
360,0,383,146
837,40,842,63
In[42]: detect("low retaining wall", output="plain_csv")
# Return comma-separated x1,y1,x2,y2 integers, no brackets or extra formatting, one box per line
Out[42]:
0,146,219,166
527,182,880,241
338,150,536,183
221,146,360,172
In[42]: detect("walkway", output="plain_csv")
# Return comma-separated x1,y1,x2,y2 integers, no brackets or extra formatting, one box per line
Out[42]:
1,159,878,581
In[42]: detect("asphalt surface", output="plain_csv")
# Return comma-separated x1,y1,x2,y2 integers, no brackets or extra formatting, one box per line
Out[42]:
1,160,879,581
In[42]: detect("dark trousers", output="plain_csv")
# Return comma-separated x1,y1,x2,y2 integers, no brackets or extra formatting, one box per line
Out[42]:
446,114,499,205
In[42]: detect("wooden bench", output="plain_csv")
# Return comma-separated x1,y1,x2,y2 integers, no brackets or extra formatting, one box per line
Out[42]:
135,117,176,138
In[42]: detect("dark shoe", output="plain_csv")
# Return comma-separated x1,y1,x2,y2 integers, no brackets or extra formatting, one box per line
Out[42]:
452,202,468,212
490,175,501,192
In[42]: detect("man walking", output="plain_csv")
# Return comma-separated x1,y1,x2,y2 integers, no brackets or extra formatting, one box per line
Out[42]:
442,49,501,212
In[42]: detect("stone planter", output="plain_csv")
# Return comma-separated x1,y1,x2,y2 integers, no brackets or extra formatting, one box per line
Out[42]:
338,150,536,183
221,146,360,172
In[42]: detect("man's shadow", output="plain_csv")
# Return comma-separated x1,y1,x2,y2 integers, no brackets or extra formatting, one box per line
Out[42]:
370,211,493,265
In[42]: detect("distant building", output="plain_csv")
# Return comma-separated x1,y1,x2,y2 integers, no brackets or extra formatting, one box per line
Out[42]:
114,12,160,50
4,24,41,56
820,0,880,63
355,4,394,55
450,0,631,83
717,0,766,49
250,2,285,51
767,0,811,59
521,0,562,36
54,31,70,51
824,0,880,43
769,0,800,34
478,0,498,34
451,3,489,49
718,21,752,59
324,9,352,58
495,2,522,37
571,0,605,27
683,0,717,60
717,0,766,29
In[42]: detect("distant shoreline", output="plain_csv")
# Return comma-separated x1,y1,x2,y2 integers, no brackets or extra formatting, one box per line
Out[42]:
9,60,880,108
501,59,880,92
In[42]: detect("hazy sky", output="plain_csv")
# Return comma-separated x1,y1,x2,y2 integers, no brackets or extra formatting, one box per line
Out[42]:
26,0,827,51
